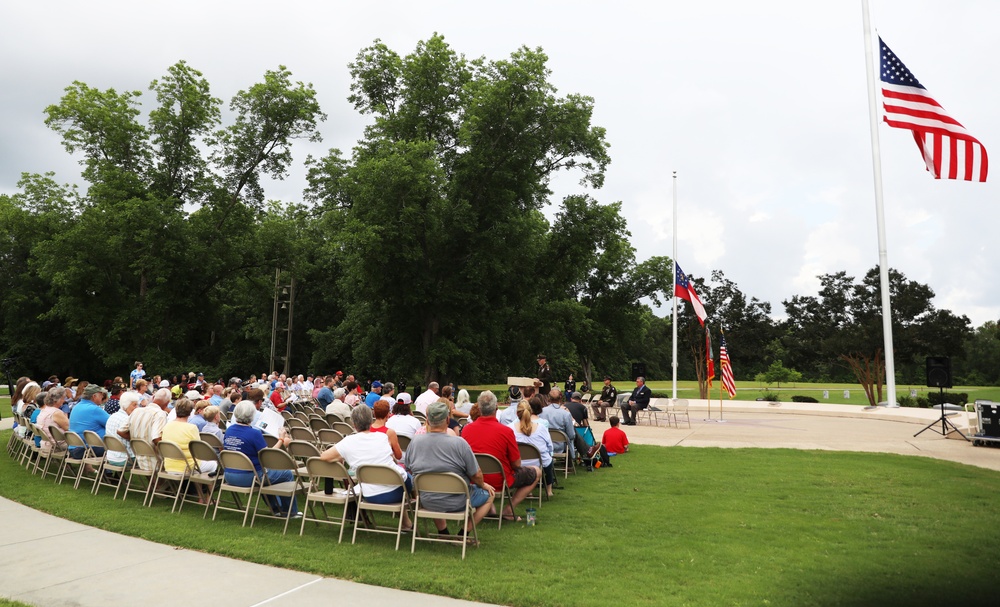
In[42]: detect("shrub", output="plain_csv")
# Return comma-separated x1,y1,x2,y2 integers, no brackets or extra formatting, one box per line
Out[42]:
791,395,818,403
760,391,780,402
898,395,918,408
927,392,968,406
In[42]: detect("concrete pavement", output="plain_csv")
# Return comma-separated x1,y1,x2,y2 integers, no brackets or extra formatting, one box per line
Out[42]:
3,400,1000,606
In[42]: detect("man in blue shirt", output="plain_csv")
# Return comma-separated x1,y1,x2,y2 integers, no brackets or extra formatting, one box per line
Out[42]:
69,384,110,458
315,377,335,407
364,381,383,408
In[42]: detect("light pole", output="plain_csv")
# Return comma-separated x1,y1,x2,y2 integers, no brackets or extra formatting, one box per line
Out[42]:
269,269,295,376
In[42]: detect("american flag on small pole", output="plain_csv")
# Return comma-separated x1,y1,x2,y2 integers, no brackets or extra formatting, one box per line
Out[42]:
879,37,988,182
720,331,737,399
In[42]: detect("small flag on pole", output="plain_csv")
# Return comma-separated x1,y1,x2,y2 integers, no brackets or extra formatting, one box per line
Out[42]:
720,331,736,399
879,37,988,182
705,326,715,386
675,262,708,325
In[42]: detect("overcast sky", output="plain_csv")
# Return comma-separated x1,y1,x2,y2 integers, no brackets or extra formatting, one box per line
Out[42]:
2,1,997,327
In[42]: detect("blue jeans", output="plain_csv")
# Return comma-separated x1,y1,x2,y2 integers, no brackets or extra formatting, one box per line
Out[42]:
68,446,105,459
224,468,299,516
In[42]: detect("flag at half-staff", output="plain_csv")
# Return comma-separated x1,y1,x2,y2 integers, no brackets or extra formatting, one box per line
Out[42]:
720,331,737,399
879,37,988,181
675,262,707,325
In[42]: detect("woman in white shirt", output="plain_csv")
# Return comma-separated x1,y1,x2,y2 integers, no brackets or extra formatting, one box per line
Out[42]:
508,398,554,498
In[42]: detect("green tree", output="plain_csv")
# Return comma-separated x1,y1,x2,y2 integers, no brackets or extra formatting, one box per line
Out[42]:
754,360,803,388
306,35,610,384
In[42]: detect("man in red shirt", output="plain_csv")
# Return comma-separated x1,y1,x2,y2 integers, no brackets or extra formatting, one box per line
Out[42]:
602,415,630,456
462,390,540,521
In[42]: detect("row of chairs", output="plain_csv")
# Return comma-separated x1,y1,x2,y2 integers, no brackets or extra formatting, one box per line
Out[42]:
6,412,506,559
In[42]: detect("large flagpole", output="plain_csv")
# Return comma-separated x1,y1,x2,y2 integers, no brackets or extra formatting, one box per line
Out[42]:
862,0,898,407
671,172,678,401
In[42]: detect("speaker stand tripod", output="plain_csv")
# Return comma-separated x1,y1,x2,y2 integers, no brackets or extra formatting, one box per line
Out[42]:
913,386,969,441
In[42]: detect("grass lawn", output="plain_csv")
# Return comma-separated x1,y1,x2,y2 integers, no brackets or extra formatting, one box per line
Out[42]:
3,429,999,606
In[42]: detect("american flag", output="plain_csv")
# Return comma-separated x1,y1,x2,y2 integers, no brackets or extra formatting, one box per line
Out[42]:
674,262,707,325
720,332,736,399
880,37,988,182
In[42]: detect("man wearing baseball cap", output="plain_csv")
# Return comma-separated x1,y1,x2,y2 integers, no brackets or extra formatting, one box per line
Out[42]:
365,380,383,408
68,384,110,458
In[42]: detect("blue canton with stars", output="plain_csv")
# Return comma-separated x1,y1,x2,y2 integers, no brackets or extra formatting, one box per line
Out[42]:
880,37,925,89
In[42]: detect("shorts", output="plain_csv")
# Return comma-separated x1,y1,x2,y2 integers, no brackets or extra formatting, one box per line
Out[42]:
512,465,537,489
469,485,491,508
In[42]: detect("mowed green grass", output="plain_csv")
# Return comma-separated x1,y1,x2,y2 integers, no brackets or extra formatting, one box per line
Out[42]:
3,429,999,607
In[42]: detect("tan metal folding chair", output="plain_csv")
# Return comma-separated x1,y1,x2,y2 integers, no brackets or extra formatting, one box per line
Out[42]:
669,399,691,428
96,434,130,498
151,441,192,513
332,421,355,436
199,432,223,450
251,448,303,535
299,458,358,543
53,428,85,486
317,428,344,447
518,443,545,506
352,464,410,550
75,430,107,491
474,453,514,529
213,450,259,526
396,434,411,453
187,440,223,518
411,472,478,559
125,438,160,506
548,428,573,478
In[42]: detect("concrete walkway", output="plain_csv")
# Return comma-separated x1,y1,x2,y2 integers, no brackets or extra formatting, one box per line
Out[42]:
3,401,999,606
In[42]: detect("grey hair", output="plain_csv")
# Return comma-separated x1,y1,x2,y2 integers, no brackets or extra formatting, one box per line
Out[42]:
44,386,66,406
428,381,440,391
350,404,373,432
477,390,498,416
333,387,346,400
637,376,645,383
382,381,394,394
152,388,172,404
233,401,257,425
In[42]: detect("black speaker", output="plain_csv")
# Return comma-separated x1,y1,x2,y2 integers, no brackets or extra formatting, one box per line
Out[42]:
631,362,646,380
925,356,952,388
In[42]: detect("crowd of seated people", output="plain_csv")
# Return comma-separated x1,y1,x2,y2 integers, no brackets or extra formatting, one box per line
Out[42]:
8,368,631,532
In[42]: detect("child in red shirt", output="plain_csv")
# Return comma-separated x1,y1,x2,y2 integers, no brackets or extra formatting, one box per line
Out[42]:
602,415,629,455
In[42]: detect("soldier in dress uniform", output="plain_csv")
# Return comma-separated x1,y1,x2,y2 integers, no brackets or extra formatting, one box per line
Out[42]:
593,375,617,422
536,354,553,396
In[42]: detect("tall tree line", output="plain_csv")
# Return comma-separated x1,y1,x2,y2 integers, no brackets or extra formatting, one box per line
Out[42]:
0,37,993,387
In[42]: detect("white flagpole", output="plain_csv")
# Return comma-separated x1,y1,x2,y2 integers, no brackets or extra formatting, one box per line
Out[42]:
671,172,678,401
862,0,898,407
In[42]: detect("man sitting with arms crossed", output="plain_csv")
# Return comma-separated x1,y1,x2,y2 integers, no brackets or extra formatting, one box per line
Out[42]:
461,390,540,522
406,401,495,536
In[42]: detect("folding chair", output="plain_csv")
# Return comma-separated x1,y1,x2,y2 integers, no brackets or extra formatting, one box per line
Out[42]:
199,432,224,450
580,393,592,405
412,411,427,423
251,448,303,535
52,428,85,486
125,439,160,506
96,434,130,498
317,428,344,447
396,434,411,453
289,426,318,445
517,443,546,506
151,441,192,513
300,458,358,543
286,418,308,429
548,428,574,478
309,416,331,432
325,413,344,425
38,425,69,481
263,434,280,448
669,399,691,429
287,440,322,485
352,464,410,550
474,453,514,529
213,450,260,526
18,422,41,471
188,440,223,518
638,398,666,426
332,421,355,436
411,472,478,559
75,430,108,491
